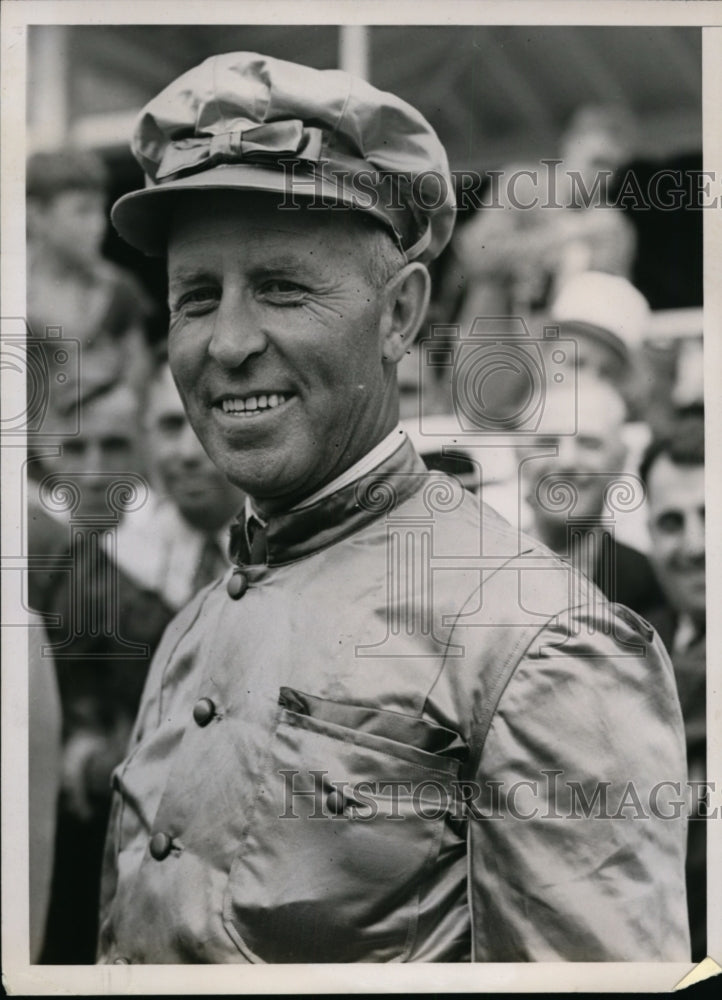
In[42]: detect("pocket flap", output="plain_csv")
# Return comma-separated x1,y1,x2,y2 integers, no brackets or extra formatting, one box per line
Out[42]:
278,687,468,762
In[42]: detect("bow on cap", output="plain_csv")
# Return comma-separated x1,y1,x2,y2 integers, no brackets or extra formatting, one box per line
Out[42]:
154,120,325,182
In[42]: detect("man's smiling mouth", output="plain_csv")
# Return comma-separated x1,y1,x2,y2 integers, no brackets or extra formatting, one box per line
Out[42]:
218,393,291,415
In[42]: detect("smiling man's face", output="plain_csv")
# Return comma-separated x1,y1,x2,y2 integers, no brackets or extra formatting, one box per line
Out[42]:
521,377,627,531
167,193,400,513
647,456,705,626
144,362,243,532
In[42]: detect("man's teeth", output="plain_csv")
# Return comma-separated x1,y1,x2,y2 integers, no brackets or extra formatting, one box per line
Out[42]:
221,393,287,414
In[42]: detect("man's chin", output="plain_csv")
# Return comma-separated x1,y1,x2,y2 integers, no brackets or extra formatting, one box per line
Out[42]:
176,497,236,533
176,498,211,525
681,603,707,629
217,464,300,510
678,579,706,614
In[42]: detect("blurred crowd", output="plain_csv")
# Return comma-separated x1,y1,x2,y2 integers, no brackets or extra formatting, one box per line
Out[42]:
25,103,706,963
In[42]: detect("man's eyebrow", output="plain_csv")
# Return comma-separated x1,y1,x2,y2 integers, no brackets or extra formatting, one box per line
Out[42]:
247,256,320,275
168,256,320,285
168,266,217,289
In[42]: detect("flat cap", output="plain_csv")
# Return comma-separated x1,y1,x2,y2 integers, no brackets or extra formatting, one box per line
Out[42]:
550,271,651,363
111,51,456,263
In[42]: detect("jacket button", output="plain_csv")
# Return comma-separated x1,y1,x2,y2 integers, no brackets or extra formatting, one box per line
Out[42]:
326,790,346,815
193,697,215,727
149,831,173,861
227,570,248,600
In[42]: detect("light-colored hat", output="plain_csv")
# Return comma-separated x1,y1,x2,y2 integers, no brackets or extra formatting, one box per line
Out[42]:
549,271,650,363
111,51,456,264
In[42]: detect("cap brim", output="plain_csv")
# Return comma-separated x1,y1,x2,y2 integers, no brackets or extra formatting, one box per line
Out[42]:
111,163,404,257
553,320,631,364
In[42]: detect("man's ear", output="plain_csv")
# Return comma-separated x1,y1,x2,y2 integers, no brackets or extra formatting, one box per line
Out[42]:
379,262,430,364
26,197,48,239
610,435,628,470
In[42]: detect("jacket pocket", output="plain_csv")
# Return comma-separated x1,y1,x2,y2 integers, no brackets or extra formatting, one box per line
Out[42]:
222,688,465,963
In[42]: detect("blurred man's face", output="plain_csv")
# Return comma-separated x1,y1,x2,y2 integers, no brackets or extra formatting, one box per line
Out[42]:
647,457,705,625
564,128,627,179
574,336,626,384
144,364,242,532
167,194,397,513
522,381,627,527
560,122,631,194
54,387,140,516
671,336,704,412
37,190,107,265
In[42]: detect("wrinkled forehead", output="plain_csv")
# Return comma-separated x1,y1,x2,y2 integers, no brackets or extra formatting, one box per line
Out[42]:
57,398,140,446
647,455,704,511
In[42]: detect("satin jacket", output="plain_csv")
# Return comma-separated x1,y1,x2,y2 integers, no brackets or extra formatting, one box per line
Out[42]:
98,438,690,963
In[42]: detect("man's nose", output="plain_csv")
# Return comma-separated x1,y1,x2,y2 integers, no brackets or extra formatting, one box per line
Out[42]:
177,422,205,463
554,437,579,470
208,292,267,368
681,510,705,558
81,442,104,473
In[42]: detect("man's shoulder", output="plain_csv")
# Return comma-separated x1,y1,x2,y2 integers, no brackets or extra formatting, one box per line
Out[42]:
395,475,557,562
391,477,581,624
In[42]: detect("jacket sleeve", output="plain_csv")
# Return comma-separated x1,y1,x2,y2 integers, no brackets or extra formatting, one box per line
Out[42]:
468,601,691,961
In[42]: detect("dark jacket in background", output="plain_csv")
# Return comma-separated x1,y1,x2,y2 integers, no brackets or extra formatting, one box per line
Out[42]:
30,525,173,964
593,536,668,620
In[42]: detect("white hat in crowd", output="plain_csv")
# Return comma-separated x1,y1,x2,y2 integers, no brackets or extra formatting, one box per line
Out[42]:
550,271,651,364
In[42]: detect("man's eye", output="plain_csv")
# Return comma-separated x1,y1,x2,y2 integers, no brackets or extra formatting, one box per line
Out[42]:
173,287,219,312
63,439,86,456
157,415,186,435
259,280,308,304
101,436,133,454
577,436,604,451
655,511,684,534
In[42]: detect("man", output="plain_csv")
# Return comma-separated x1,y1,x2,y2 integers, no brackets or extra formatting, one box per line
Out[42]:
519,374,666,618
26,149,154,398
452,268,650,436
113,357,244,614
97,52,688,963
454,106,638,341
640,417,706,961
32,383,175,963
34,368,242,962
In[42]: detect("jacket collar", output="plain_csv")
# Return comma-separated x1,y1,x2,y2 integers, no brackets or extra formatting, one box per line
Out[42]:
229,435,427,566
